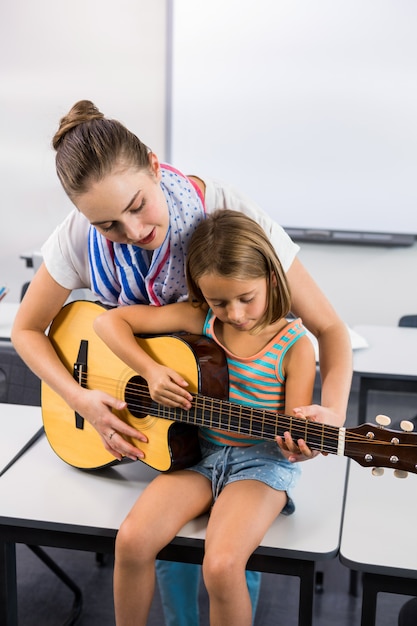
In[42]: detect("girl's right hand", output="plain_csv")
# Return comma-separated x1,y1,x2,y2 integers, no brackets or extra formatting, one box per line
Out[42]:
72,388,148,462
145,364,193,409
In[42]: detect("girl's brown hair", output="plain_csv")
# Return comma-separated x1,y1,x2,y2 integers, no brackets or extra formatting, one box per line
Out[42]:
186,209,292,333
52,100,150,199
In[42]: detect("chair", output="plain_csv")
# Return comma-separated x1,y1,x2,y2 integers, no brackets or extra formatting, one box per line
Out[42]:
398,315,417,328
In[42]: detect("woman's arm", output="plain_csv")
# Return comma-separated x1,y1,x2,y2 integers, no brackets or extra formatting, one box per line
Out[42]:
93,302,207,408
11,264,147,461
287,257,353,427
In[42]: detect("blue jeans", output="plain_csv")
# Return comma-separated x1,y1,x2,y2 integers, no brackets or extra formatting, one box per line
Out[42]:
156,561,261,626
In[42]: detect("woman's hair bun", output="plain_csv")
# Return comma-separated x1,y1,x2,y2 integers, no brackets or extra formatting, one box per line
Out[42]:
52,100,104,150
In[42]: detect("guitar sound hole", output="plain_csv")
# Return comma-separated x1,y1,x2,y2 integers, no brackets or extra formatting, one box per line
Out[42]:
124,375,201,471
125,376,153,419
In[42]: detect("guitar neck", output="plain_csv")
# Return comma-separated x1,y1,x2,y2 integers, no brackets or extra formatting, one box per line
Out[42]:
155,394,343,456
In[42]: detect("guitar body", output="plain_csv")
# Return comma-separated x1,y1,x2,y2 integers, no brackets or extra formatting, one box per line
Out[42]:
42,300,229,471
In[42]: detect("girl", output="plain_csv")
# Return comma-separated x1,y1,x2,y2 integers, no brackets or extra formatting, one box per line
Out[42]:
93,209,317,626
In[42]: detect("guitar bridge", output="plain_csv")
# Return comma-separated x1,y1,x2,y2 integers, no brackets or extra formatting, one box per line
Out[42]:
73,339,88,429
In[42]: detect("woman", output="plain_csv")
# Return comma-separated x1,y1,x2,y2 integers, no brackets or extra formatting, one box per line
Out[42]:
11,100,352,625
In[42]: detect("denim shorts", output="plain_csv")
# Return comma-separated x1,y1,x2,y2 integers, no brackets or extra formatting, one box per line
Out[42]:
186,438,301,515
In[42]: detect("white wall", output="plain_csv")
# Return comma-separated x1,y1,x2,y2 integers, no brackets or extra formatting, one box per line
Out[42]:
0,0,167,302
298,242,417,327
1,0,415,326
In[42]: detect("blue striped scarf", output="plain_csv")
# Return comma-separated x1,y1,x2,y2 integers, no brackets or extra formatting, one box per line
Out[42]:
88,164,205,306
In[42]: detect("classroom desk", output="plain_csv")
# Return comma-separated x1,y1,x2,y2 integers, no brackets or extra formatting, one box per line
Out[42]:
0,404,348,626
353,325,417,425
340,460,417,626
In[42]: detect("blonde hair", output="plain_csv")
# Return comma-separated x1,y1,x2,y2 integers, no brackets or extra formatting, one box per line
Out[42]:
52,100,150,199
186,210,291,333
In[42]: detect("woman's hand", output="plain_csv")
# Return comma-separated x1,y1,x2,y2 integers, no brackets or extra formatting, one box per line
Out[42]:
292,403,345,428
72,388,148,462
72,366,192,462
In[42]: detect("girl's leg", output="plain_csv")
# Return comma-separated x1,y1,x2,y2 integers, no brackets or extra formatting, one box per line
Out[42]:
202,480,287,626
114,470,212,626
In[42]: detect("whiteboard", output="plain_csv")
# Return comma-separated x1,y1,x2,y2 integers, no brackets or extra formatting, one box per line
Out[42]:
170,0,417,242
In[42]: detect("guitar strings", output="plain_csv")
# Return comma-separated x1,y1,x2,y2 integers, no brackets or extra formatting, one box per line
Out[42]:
77,372,331,444
74,372,416,455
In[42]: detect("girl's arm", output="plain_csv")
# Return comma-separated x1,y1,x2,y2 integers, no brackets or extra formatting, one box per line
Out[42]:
276,333,319,462
286,257,353,427
283,334,317,414
11,264,146,462
93,302,207,408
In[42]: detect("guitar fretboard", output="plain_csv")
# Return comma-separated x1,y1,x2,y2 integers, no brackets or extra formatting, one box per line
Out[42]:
153,394,344,456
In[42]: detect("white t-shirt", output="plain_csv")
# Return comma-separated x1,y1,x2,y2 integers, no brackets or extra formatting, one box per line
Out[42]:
41,176,299,292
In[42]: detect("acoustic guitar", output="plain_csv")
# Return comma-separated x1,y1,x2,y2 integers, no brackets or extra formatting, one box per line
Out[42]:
42,300,417,476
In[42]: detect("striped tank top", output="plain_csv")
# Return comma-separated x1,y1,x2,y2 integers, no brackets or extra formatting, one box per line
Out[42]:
200,312,306,446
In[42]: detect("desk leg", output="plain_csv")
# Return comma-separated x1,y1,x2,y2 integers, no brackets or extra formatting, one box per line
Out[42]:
360,573,378,626
0,541,18,626
248,556,315,626
298,560,315,626
361,572,417,626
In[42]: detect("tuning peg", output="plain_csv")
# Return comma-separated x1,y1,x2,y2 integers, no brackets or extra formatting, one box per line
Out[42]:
394,470,408,479
400,420,414,432
371,467,384,477
375,414,391,427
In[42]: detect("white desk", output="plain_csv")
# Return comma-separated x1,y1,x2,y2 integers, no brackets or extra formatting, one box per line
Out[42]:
0,404,348,626
0,303,19,341
347,324,417,598
340,460,417,625
352,325,417,424
353,325,417,378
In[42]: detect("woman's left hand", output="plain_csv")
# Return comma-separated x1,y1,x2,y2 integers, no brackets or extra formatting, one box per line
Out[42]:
292,403,345,428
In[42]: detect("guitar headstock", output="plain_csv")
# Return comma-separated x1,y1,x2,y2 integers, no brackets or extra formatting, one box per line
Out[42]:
345,415,417,477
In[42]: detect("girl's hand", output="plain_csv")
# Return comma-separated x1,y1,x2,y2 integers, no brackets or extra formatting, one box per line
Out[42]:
146,364,193,409
276,432,320,463
276,408,321,463
72,388,148,462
